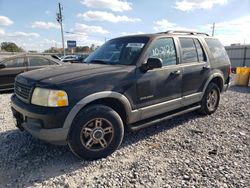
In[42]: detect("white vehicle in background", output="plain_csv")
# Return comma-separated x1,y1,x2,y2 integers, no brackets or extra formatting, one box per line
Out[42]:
60,55,79,62
60,54,89,63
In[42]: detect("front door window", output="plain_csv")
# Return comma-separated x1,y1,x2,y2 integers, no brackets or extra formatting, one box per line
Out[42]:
145,38,177,66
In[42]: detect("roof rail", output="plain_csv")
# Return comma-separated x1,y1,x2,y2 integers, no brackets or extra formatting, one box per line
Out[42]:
160,30,209,36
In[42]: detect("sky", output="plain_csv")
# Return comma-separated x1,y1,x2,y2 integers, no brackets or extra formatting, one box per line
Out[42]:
0,0,249,52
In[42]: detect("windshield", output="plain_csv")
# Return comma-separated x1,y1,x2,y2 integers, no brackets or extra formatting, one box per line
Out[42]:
84,36,149,65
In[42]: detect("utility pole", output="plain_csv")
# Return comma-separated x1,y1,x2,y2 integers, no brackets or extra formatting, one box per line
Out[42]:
212,22,215,37
57,3,65,56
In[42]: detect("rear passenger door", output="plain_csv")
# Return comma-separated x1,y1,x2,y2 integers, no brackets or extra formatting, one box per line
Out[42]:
27,57,51,71
178,37,209,97
136,37,182,118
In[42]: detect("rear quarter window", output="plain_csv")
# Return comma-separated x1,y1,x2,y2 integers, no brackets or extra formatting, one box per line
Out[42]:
205,38,228,60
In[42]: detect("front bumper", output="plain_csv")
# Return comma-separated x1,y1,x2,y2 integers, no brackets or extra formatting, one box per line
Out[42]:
11,94,69,145
21,122,68,145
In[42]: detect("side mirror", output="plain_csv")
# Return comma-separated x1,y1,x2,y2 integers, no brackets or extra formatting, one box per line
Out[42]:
0,63,6,69
141,57,162,72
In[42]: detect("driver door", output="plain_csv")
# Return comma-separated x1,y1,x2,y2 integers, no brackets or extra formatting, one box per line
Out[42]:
136,37,182,119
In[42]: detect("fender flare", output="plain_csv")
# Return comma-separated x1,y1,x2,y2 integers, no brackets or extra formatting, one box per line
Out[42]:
63,91,138,129
201,73,224,98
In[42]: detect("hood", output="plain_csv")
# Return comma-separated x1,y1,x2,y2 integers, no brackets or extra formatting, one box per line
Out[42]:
18,63,133,85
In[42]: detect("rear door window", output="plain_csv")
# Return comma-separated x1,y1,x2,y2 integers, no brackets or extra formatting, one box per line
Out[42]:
145,38,177,66
29,57,50,66
179,38,198,63
4,58,25,68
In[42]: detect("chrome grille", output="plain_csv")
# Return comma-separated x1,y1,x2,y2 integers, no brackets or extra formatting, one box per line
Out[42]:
14,81,32,103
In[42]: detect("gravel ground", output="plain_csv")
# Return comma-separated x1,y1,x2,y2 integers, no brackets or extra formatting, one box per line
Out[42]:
0,85,249,188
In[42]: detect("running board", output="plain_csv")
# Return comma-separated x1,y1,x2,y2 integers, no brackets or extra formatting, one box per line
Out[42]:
128,105,201,131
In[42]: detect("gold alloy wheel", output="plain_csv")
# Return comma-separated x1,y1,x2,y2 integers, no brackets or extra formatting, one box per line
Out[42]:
80,118,114,151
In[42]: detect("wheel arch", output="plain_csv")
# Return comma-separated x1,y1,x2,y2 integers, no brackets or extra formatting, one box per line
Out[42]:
202,73,224,97
84,98,127,124
63,91,137,129
210,77,223,92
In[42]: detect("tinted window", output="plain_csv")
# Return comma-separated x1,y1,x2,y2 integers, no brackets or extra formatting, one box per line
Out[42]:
194,39,206,61
179,38,198,63
205,38,227,59
29,57,50,66
4,57,25,68
146,38,176,66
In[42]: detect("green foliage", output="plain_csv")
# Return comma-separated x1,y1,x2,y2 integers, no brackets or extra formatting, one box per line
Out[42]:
0,42,24,52
43,47,61,53
44,44,99,54
43,45,95,53
75,46,90,53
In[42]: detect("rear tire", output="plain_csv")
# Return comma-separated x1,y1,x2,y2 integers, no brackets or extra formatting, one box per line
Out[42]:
68,105,124,160
198,83,220,115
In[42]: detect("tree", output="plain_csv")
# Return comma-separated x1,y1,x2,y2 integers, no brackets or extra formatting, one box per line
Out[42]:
90,44,96,52
75,46,90,53
0,42,24,52
82,46,90,53
43,47,61,53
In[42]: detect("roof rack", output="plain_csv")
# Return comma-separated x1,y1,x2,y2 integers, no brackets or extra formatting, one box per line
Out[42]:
159,30,209,36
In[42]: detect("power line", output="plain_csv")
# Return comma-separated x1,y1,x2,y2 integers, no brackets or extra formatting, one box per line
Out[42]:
56,3,65,56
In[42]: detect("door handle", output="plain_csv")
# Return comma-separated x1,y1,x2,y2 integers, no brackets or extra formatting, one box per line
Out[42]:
171,70,181,75
203,65,211,70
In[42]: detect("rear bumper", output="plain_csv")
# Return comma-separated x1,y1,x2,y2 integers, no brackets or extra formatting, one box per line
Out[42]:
11,94,69,145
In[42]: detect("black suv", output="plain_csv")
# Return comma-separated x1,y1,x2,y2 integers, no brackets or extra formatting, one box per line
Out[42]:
11,31,231,160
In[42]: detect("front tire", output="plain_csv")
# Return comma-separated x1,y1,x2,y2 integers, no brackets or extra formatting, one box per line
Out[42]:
198,82,220,115
68,105,124,160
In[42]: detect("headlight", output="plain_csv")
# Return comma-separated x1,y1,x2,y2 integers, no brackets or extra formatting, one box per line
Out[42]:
31,88,69,107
